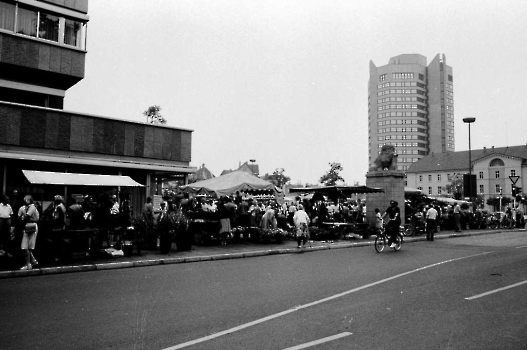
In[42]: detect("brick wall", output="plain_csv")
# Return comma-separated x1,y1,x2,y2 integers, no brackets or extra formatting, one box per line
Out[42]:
0,33,85,90
0,103,192,163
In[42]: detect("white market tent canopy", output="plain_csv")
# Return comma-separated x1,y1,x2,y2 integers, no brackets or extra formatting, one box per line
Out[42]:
179,170,279,197
427,195,472,206
405,187,422,194
22,170,143,187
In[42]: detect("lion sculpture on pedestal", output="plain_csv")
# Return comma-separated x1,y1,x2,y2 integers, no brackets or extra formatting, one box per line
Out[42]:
369,145,398,172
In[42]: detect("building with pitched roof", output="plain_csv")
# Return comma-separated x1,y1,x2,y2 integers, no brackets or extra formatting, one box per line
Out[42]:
221,161,259,177
188,164,215,183
406,145,527,209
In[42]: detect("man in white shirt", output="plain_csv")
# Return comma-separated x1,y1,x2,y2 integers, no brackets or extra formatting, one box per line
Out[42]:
0,195,14,256
293,204,311,248
426,205,438,241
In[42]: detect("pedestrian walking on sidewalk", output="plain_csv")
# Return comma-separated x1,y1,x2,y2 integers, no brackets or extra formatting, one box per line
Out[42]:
293,204,310,248
18,195,39,270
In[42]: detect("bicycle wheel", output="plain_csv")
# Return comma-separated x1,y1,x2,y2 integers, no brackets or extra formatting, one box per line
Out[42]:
489,220,498,230
375,235,386,253
403,224,415,236
393,234,403,251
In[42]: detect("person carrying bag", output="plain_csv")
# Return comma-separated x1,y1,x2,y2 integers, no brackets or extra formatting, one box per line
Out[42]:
19,195,40,270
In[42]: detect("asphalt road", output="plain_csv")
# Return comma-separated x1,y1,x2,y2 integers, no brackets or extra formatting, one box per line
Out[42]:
1,231,527,350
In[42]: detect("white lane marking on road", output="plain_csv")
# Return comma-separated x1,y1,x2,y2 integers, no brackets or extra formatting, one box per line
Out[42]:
282,332,353,350
515,245,527,249
465,280,527,300
163,251,491,350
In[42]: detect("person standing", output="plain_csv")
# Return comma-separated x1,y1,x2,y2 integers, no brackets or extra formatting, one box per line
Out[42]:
19,195,39,270
293,204,310,248
237,198,250,227
217,197,232,245
0,195,13,257
357,199,365,223
382,200,401,248
317,201,328,227
426,205,438,241
453,202,462,232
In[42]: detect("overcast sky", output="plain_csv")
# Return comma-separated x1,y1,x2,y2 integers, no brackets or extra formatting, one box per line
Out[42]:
65,0,527,185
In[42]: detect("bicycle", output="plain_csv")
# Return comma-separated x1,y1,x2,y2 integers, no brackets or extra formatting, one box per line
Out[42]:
375,220,403,253
500,215,515,229
403,218,426,237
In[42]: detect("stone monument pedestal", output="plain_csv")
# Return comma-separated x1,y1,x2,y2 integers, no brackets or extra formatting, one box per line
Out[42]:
365,171,405,230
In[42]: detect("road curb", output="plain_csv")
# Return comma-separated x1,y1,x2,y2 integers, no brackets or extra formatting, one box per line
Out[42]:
0,228,523,279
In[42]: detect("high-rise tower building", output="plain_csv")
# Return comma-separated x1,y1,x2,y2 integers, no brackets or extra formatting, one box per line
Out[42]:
368,54,454,171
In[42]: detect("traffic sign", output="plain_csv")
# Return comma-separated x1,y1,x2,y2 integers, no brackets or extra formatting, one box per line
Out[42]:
509,175,520,184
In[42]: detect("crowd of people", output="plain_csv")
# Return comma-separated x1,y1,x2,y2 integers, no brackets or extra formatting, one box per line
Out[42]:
0,190,136,270
170,194,368,248
5,187,524,269
404,199,526,237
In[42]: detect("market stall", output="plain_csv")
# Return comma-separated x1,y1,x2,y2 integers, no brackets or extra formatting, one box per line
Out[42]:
179,170,280,197
21,170,144,259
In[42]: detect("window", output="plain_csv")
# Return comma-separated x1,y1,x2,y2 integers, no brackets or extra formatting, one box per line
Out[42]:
438,187,442,194
16,6,38,37
2,1,87,49
428,187,432,195
64,18,84,47
417,187,422,191
495,171,500,179
39,12,59,42
419,175,423,182
0,1,15,31
428,175,432,182
419,74,424,81
379,74,386,81
479,185,484,194
392,73,414,79
511,169,516,177
489,158,504,167
437,174,441,181
479,171,483,179
496,185,501,193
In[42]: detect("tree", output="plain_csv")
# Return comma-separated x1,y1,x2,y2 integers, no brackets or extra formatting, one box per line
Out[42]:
443,174,463,199
319,162,345,186
486,196,512,212
143,105,167,125
263,168,290,187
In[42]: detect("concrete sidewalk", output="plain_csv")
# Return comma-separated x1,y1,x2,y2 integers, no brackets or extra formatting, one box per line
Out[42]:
0,228,516,279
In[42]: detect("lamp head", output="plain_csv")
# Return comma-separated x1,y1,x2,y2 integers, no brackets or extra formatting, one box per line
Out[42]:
463,117,476,123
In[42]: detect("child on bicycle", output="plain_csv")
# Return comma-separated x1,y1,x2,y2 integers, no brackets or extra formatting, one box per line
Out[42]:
374,208,383,234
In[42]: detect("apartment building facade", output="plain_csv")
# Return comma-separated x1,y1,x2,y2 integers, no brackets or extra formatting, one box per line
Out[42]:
368,54,454,171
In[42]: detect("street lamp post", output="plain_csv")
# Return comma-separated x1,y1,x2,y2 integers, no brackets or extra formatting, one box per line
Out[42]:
463,118,476,203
